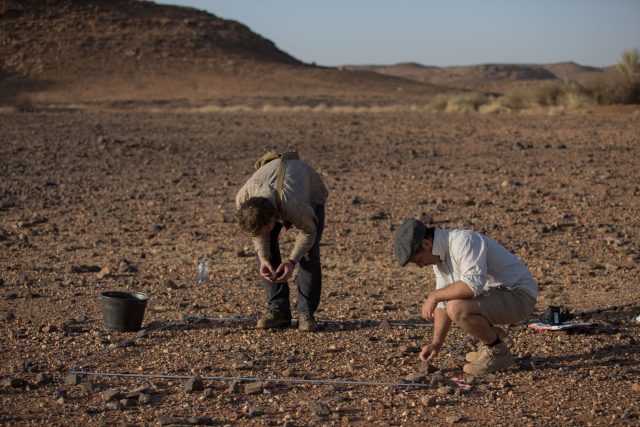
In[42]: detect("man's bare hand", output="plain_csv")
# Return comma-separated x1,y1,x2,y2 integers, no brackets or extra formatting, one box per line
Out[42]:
274,260,295,283
421,295,439,321
259,258,276,281
419,341,442,363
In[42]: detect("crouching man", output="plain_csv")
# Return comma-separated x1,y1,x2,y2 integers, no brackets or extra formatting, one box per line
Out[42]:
236,154,328,332
394,218,537,374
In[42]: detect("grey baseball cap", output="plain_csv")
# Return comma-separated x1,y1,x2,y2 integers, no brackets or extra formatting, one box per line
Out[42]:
394,218,427,267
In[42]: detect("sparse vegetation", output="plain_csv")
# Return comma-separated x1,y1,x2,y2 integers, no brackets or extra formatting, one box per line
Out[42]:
616,48,639,84
429,93,488,113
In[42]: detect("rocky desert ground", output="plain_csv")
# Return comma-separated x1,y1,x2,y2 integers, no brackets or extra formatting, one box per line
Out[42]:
1,107,639,426
2,0,640,426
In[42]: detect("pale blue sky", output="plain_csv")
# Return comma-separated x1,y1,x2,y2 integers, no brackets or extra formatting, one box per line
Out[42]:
156,0,639,67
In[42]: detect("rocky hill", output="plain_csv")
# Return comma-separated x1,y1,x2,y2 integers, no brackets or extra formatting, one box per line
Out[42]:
0,0,446,105
346,61,606,93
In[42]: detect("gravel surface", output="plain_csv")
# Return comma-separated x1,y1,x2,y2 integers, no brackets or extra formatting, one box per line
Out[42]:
1,109,639,426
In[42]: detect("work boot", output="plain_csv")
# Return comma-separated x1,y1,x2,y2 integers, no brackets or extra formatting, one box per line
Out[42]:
463,342,514,375
256,311,291,329
465,326,510,362
297,312,317,332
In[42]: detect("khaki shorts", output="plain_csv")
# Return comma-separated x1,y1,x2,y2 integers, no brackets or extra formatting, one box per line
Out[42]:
474,287,537,325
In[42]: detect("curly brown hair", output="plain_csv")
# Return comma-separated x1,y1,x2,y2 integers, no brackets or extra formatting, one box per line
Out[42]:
237,197,279,235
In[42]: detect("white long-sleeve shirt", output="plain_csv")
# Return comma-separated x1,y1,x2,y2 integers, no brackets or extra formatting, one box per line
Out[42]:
432,228,537,308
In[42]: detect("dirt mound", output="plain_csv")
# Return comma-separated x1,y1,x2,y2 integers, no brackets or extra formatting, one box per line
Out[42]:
0,0,447,105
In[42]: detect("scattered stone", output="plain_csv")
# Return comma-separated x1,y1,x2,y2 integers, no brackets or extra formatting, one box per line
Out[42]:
64,373,81,386
405,372,427,383
5,312,15,321
283,421,297,427
35,372,52,385
188,416,215,425
350,196,361,205
164,279,179,289
102,388,122,403
379,318,391,330
399,345,420,355
70,264,101,273
281,367,295,378
79,381,95,392
120,397,137,408
118,259,138,273
632,383,640,392
55,389,67,404
421,396,437,407
2,378,26,388
203,387,214,399
138,393,151,404
248,406,264,417
105,401,121,410
130,380,152,394
243,381,264,395
96,266,111,279
84,407,102,415
419,363,439,374
446,415,462,424
227,381,240,394
437,386,453,395
236,247,251,257
184,375,204,393
326,345,343,353
310,402,331,417
42,324,58,333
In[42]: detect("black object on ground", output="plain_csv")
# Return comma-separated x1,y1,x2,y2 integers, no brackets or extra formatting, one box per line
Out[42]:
100,291,149,332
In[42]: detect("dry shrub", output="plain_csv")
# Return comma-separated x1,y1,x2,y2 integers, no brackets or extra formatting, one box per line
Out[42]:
430,93,488,113
532,81,570,106
498,92,530,110
478,102,510,115
430,94,450,111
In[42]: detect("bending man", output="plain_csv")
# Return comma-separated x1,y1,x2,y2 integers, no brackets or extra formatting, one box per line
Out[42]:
236,155,328,332
394,218,537,374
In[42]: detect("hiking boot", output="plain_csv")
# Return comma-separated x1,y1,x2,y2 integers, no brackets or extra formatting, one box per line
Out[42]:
256,311,291,329
463,342,514,375
298,312,317,332
465,326,510,362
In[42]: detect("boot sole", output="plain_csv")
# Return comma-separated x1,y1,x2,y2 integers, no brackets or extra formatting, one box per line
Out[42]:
256,321,291,329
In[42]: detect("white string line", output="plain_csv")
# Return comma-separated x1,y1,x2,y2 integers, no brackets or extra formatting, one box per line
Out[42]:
429,336,472,386
68,322,181,371
185,315,435,328
68,370,434,388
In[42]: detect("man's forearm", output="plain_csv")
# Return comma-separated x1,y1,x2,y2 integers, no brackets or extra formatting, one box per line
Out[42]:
432,308,451,344
433,280,475,302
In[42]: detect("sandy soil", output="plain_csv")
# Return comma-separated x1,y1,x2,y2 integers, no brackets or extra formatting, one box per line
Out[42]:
1,108,639,426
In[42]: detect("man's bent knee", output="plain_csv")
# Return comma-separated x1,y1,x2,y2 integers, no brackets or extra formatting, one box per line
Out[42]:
446,299,481,323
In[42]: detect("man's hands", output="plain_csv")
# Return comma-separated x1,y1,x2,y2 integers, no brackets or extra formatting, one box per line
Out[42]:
259,258,295,283
419,341,442,363
421,294,439,321
274,260,295,283
259,258,276,281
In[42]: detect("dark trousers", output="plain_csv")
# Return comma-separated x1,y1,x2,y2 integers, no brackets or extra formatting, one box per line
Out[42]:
260,204,324,315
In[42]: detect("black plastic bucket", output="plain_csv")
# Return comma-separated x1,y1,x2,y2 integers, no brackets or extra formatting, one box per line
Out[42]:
100,291,149,332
